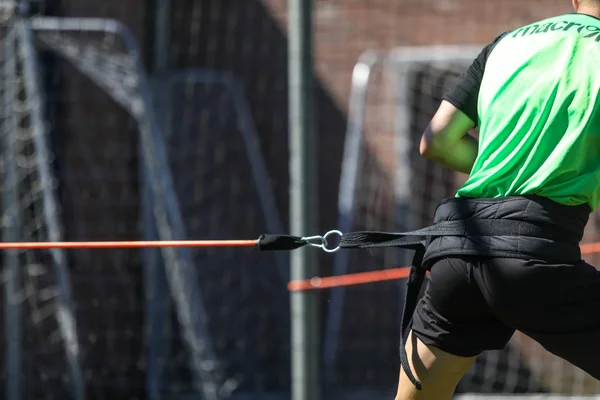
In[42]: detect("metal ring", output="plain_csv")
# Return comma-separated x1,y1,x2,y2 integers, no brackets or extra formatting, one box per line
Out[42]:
321,230,342,253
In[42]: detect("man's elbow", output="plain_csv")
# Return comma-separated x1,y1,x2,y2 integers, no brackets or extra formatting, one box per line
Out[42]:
419,135,443,161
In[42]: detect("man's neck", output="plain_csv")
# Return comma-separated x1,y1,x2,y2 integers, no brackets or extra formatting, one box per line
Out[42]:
578,8,600,19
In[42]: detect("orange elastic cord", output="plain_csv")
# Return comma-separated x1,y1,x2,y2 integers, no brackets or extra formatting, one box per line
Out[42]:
0,239,258,249
288,267,414,292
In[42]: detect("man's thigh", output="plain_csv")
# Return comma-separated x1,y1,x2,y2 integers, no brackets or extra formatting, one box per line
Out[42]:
480,258,600,380
402,257,513,399
411,256,515,357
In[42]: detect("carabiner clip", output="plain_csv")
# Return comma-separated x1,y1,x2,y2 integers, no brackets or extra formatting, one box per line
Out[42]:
301,230,343,253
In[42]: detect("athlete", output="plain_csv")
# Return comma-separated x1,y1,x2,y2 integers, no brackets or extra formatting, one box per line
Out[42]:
395,1,600,399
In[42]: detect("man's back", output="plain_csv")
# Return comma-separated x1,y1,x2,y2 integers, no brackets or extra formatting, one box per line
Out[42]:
457,13,600,210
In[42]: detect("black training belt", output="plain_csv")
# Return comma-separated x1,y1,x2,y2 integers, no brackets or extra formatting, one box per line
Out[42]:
259,218,561,390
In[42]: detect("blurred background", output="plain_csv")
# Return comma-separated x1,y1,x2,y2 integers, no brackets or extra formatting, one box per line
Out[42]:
1,0,600,399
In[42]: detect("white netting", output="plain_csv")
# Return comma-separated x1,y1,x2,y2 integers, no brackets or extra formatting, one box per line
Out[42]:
333,47,600,397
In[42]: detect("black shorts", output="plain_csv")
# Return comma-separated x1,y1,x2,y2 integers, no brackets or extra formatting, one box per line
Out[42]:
411,256,600,379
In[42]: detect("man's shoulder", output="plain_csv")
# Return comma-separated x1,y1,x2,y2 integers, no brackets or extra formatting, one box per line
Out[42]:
480,31,510,59
490,31,510,46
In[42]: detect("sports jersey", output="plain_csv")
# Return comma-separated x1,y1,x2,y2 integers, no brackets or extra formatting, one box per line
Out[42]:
444,13,600,211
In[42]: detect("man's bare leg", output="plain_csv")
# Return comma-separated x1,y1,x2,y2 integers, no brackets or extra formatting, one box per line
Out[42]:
395,331,476,400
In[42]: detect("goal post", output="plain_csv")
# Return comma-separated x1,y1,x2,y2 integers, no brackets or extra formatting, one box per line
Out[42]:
325,45,481,389
329,44,600,397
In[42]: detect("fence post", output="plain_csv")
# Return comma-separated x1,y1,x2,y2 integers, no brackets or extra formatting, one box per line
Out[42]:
288,0,320,399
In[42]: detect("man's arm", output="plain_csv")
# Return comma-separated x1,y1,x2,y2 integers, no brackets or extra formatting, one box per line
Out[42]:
419,32,508,174
419,101,478,174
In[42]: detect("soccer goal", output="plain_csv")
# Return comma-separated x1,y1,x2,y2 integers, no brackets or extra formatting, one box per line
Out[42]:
330,45,600,398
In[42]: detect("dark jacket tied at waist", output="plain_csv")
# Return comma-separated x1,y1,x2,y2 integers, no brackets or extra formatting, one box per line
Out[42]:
423,195,590,266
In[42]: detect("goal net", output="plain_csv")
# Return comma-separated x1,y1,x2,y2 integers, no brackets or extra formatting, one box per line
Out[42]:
332,46,600,398
0,14,288,400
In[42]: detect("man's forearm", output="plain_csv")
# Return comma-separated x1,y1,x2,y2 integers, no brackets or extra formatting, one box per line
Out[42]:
424,134,478,174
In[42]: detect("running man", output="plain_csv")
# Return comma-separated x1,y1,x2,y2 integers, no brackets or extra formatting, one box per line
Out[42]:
396,1,600,399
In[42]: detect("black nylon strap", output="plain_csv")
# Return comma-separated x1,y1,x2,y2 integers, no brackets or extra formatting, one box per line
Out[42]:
340,219,562,249
399,245,427,391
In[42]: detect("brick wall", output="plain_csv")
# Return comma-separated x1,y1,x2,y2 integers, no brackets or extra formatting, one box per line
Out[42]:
267,0,571,112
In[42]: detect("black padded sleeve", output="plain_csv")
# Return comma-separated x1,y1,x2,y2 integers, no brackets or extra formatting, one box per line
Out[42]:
442,32,509,125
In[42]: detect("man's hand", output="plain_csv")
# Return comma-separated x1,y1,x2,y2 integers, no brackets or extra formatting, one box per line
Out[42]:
419,100,479,174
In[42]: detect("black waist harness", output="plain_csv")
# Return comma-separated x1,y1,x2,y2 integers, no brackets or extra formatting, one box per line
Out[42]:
339,195,589,390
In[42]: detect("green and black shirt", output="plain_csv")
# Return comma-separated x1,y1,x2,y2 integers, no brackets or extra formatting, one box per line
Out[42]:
444,13,600,211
